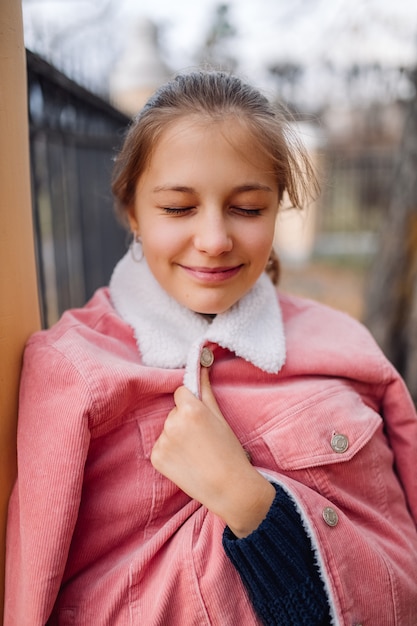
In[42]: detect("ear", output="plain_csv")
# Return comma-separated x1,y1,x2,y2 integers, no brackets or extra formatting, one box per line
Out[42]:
127,206,139,235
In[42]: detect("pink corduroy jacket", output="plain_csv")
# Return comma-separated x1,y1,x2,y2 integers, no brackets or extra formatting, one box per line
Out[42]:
5,254,417,625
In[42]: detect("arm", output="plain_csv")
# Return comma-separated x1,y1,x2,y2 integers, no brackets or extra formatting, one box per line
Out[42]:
4,338,91,626
223,483,330,626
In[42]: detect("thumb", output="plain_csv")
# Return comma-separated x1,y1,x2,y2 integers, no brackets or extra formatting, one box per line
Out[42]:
200,365,223,419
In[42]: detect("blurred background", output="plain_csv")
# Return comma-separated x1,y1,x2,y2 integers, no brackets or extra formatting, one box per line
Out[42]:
21,0,417,399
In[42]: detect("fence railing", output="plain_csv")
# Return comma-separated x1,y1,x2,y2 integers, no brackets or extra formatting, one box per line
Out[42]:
27,50,130,327
315,147,395,257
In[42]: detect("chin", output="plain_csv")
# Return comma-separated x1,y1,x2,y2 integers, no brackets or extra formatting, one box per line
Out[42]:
177,292,240,316
192,304,232,316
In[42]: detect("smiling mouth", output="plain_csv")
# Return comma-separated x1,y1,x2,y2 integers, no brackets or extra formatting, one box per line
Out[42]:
179,264,243,283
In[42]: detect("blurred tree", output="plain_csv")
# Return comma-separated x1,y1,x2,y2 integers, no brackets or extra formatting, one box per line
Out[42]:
268,62,304,108
195,3,237,72
364,67,417,404
22,0,121,96
22,1,417,110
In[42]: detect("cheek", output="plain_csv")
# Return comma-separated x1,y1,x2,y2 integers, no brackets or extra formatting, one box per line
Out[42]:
245,223,276,259
142,222,179,253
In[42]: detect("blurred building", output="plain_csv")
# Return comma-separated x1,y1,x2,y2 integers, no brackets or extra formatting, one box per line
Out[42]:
109,18,170,117
274,122,325,266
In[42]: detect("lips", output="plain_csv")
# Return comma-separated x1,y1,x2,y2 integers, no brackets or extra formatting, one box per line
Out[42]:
179,264,243,283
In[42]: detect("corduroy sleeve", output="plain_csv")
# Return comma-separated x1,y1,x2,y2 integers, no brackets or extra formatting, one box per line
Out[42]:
4,338,92,626
222,483,331,626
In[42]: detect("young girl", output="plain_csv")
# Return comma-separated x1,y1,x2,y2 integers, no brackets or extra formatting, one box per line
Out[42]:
5,71,417,625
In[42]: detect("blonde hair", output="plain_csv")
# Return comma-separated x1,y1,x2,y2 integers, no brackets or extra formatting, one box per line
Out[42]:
112,70,318,284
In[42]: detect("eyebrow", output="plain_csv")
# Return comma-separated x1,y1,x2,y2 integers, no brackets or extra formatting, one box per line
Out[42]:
152,183,274,194
153,185,194,193
233,183,274,193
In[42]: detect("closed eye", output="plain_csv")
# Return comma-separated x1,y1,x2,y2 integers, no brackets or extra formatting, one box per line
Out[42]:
231,207,262,216
162,207,194,215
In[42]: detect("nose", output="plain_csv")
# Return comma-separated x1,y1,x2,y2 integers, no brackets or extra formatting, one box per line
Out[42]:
193,210,233,256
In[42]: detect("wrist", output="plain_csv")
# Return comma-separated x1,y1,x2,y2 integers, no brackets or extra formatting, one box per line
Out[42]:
222,471,276,539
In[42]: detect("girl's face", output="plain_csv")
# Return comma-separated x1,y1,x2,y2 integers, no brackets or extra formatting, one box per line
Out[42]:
129,116,279,314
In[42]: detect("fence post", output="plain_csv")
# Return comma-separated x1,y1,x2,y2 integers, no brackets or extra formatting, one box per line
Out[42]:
0,0,41,621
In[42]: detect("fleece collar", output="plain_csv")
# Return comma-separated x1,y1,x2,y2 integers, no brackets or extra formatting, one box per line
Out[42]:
109,251,286,396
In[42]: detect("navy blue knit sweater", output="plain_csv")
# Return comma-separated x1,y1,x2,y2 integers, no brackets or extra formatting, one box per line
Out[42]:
223,484,331,625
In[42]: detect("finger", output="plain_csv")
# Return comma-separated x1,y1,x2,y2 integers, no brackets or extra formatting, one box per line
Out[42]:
173,384,190,406
200,365,222,418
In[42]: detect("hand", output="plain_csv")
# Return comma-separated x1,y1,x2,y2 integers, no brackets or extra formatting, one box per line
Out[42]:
150,366,275,537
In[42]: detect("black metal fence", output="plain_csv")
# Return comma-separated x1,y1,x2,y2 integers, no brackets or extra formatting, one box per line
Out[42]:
319,148,394,231
27,50,130,327
314,147,395,257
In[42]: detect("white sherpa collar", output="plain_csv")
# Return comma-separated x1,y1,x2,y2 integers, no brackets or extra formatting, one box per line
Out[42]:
109,251,286,396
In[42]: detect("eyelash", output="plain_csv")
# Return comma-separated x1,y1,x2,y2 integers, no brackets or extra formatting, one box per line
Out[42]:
233,207,262,216
162,207,262,216
162,207,193,215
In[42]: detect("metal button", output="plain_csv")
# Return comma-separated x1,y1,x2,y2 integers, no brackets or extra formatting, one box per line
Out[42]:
331,433,349,453
200,347,214,367
322,507,339,527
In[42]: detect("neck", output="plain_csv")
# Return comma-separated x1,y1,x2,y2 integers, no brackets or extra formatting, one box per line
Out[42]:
198,313,217,322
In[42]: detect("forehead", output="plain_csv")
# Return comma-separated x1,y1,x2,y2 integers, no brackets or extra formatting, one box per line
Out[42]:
148,114,274,174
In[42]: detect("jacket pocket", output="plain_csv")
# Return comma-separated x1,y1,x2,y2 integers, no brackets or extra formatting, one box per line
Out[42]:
257,385,382,471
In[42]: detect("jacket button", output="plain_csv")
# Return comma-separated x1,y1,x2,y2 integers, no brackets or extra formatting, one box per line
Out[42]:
331,433,349,453
322,507,339,527
200,347,214,367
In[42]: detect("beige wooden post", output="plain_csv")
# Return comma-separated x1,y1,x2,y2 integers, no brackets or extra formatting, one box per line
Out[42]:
0,0,41,621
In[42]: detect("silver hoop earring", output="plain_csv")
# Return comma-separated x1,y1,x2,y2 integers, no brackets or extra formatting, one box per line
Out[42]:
130,232,144,263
